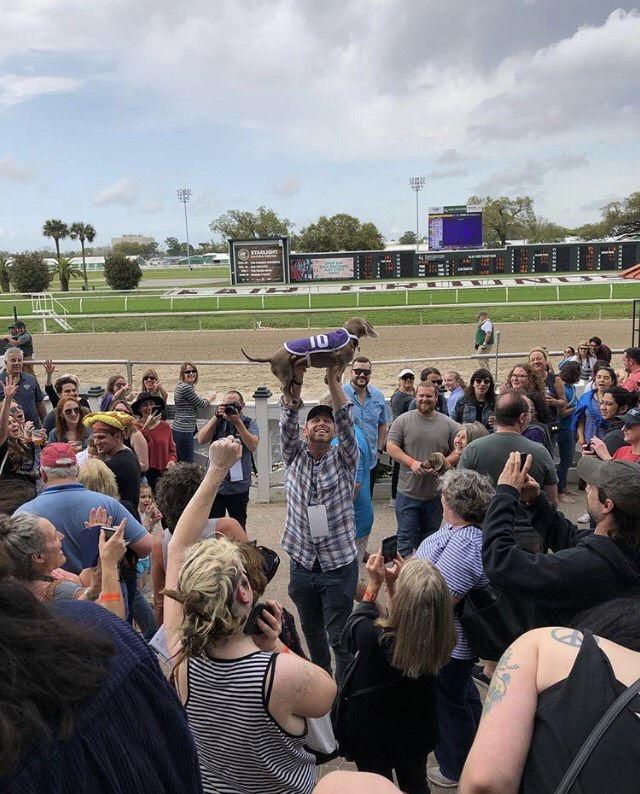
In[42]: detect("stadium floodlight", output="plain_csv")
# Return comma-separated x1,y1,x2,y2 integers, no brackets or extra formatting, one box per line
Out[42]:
409,176,426,252
176,188,193,267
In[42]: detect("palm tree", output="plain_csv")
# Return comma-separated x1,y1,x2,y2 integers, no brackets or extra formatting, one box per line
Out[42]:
49,257,82,292
69,221,96,290
0,252,11,292
42,219,69,262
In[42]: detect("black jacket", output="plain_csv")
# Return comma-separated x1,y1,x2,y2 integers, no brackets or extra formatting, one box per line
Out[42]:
483,485,640,619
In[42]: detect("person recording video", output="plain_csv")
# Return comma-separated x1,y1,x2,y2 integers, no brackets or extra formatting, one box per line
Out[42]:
197,389,259,530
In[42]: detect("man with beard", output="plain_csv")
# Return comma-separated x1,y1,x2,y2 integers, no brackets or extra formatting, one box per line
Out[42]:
280,359,360,682
343,356,390,496
386,381,459,557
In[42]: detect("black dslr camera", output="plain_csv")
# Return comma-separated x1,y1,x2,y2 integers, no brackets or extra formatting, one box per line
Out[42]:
223,402,241,416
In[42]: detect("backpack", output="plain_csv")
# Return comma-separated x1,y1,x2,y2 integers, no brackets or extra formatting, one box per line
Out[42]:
330,616,402,760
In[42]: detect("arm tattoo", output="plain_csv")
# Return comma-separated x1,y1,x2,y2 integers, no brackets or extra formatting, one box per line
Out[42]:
483,649,520,715
550,628,599,647
550,628,584,647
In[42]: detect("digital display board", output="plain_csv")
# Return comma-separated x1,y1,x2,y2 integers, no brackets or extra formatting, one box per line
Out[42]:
230,238,288,284
428,205,483,251
289,255,354,282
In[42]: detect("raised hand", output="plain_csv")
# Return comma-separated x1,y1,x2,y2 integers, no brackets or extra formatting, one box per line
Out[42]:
98,522,127,566
497,452,532,493
86,506,112,528
208,435,242,472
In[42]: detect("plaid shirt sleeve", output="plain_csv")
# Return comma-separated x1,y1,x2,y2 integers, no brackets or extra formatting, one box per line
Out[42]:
335,402,359,477
279,399,302,466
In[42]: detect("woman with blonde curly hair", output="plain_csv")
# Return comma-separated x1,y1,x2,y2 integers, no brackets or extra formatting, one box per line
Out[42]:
164,436,336,794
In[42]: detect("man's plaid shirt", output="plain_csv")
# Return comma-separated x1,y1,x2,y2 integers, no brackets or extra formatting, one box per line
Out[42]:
280,400,359,571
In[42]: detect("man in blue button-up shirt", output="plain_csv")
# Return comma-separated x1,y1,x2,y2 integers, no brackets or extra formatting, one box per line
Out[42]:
343,356,390,496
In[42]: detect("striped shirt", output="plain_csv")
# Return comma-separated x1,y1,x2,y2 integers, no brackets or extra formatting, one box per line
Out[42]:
280,400,358,571
172,381,210,433
185,651,316,794
415,523,489,660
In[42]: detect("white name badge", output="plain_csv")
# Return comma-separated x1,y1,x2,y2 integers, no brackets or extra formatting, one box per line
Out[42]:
307,504,329,541
229,459,244,482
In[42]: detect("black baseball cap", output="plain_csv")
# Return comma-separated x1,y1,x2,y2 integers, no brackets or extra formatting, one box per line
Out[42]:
622,407,640,427
306,404,334,422
576,458,640,517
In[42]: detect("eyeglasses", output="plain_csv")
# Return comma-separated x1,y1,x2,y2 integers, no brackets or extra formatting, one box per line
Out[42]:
144,376,158,382
353,369,371,376
511,373,528,380
183,369,197,375
474,378,492,385
63,407,80,416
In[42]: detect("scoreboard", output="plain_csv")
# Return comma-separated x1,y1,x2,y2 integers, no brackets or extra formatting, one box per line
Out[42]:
428,205,483,251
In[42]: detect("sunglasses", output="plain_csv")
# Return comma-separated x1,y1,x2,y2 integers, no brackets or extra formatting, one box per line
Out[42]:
401,375,415,380
63,407,80,416
353,369,371,375
183,369,197,375
430,379,443,386
144,376,158,382
474,378,492,385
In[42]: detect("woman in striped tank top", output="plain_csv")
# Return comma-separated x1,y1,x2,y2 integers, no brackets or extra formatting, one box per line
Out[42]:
163,436,336,794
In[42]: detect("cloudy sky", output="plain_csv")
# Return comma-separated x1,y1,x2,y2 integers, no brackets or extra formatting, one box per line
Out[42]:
1,1,639,251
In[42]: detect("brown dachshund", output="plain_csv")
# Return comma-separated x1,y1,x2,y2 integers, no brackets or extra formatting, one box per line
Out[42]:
241,317,378,402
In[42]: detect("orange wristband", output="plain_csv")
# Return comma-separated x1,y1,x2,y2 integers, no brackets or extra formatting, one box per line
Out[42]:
99,592,122,603
362,586,379,603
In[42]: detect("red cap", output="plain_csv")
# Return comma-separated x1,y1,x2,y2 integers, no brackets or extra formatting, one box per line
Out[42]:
40,442,77,468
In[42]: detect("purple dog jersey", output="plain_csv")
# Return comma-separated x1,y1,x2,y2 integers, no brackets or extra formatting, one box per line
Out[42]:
284,328,355,358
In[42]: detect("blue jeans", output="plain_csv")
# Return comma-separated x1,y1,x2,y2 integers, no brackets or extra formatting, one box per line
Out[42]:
173,428,195,463
395,491,443,558
556,427,575,493
132,587,158,641
435,657,482,781
288,558,358,683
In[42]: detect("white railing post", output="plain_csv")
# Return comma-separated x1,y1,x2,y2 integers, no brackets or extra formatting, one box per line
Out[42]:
252,386,273,503
494,330,501,380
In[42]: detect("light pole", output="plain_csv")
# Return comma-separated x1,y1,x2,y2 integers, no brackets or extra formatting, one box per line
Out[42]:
409,176,426,252
176,187,192,267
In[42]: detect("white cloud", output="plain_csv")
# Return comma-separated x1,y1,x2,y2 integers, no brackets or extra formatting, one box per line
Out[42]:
0,154,36,181
93,177,139,207
139,196,164,214
0,73,81,110
473,153,589,194
427,167,469,181
272,178,301,198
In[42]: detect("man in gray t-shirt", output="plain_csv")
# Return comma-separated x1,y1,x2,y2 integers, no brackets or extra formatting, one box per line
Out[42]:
459,391,558,550
387,382,459,556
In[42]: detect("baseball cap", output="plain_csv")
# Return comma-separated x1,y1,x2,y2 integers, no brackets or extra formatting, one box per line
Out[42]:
306,404,335,422
622,407,640,427
399,368,415,379
576,457,640,517
41,442,77,468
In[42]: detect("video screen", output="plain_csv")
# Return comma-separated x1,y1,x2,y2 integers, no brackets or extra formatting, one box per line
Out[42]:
429,205,483,251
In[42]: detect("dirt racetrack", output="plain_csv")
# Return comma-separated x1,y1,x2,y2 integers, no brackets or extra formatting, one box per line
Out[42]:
34,318,632,400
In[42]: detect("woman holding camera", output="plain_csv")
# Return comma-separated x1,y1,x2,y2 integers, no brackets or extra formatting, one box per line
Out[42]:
339,553,455,793
164,437,335,793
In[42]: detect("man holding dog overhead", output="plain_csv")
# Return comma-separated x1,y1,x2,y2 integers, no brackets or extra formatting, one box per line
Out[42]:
280,357,359,682
343,356,390,496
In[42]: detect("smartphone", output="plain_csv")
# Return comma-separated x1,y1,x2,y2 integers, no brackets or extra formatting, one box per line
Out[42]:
102,527,116,541
381,535,398,564
519,454,528,470
243,602,274,635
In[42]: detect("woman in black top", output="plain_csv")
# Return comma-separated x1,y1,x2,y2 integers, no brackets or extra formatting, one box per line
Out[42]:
460,595,640,794
453,369,496,431
0,377,37,512
341,552,455,794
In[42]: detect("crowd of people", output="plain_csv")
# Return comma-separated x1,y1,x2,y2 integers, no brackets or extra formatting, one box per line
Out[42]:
1,316,639,794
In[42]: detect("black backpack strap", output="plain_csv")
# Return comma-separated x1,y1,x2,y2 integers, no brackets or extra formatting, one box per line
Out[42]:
555,676,640,794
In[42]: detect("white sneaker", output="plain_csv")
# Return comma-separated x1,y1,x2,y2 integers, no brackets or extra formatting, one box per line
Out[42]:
388,498,395,507
427,768,458,788
578,512,590,524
